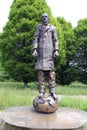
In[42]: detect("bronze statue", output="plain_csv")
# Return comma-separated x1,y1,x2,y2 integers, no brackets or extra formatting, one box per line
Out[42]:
32,13,59,100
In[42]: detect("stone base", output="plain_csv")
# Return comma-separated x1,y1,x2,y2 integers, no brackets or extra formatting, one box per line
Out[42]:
0,106,87,130
33,94,59,113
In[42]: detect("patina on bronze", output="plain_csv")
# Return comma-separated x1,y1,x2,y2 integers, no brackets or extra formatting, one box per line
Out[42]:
33,94,59,113
32,13,59,100
32,13,59,113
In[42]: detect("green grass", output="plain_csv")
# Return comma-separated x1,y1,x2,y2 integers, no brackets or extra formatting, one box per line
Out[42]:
0,87,38,110
60,96,87,111
56,86,87,95
0,81,87,95
0,81,87,111
56,81,87,95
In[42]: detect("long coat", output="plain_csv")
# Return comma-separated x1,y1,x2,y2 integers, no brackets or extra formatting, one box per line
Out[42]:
33,24,58,70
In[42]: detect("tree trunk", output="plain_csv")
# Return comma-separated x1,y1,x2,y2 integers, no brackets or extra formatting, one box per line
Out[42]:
24,81,28,89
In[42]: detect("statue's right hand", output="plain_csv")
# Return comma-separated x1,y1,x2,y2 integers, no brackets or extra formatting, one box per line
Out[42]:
32,49,37,57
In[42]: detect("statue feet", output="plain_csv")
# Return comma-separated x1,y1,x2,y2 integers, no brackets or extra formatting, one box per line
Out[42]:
50,93,57,100
38,93,45,98
39,92,57,100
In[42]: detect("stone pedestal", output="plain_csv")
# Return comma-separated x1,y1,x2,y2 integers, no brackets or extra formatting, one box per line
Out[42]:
0,106,87,130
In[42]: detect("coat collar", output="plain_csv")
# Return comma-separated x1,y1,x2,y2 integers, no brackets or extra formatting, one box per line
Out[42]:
39,24,51,31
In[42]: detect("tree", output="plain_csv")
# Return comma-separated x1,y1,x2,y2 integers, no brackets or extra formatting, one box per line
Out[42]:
0,51,9,81
55,17,76,85
74,18,87,84
0,0,53,88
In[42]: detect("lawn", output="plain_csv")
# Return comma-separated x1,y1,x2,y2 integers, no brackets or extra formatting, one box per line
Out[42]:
0,81,87,111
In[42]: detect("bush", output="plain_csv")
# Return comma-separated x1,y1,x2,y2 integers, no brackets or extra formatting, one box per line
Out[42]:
69,81,87,88
28,82,38,90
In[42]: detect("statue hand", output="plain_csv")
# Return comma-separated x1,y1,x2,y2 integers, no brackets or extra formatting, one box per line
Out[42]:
54,50,59,58
32,49,37,57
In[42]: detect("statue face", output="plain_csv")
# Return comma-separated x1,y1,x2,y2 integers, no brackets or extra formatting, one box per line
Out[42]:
41,13,49,25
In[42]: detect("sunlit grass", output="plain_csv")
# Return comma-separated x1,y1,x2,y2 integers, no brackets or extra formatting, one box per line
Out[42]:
56,85,87,95
0,86,38,110
60,96,87,111
0,81,87,111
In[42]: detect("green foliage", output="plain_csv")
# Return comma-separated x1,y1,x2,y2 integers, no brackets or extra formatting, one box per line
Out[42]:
0,0,53,84
28,82,38,89
0,0,86,85
74,18,87,84
69,81,87,88
0,53,9,81
55,17,76,85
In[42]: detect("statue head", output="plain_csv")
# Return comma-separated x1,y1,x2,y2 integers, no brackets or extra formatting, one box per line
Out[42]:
41,13,49,25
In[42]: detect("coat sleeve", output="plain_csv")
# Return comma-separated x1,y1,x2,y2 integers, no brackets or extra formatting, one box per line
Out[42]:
52,26,59,51
33,26,39,50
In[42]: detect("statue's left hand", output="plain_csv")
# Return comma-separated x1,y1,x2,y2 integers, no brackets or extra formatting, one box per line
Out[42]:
32,49,37,57
54,50,59,58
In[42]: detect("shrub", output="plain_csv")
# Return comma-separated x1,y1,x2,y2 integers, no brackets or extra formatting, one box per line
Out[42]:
69,81,87,88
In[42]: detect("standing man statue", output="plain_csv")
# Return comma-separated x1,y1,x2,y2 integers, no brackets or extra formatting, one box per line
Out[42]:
32,13,59,100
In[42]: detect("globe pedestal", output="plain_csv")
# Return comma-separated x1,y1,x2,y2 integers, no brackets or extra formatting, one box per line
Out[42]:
0,106,87,130
33,94,59,113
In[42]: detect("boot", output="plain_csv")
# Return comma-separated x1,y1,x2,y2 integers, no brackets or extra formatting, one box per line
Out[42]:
50,93,57,100
39,92,45,98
